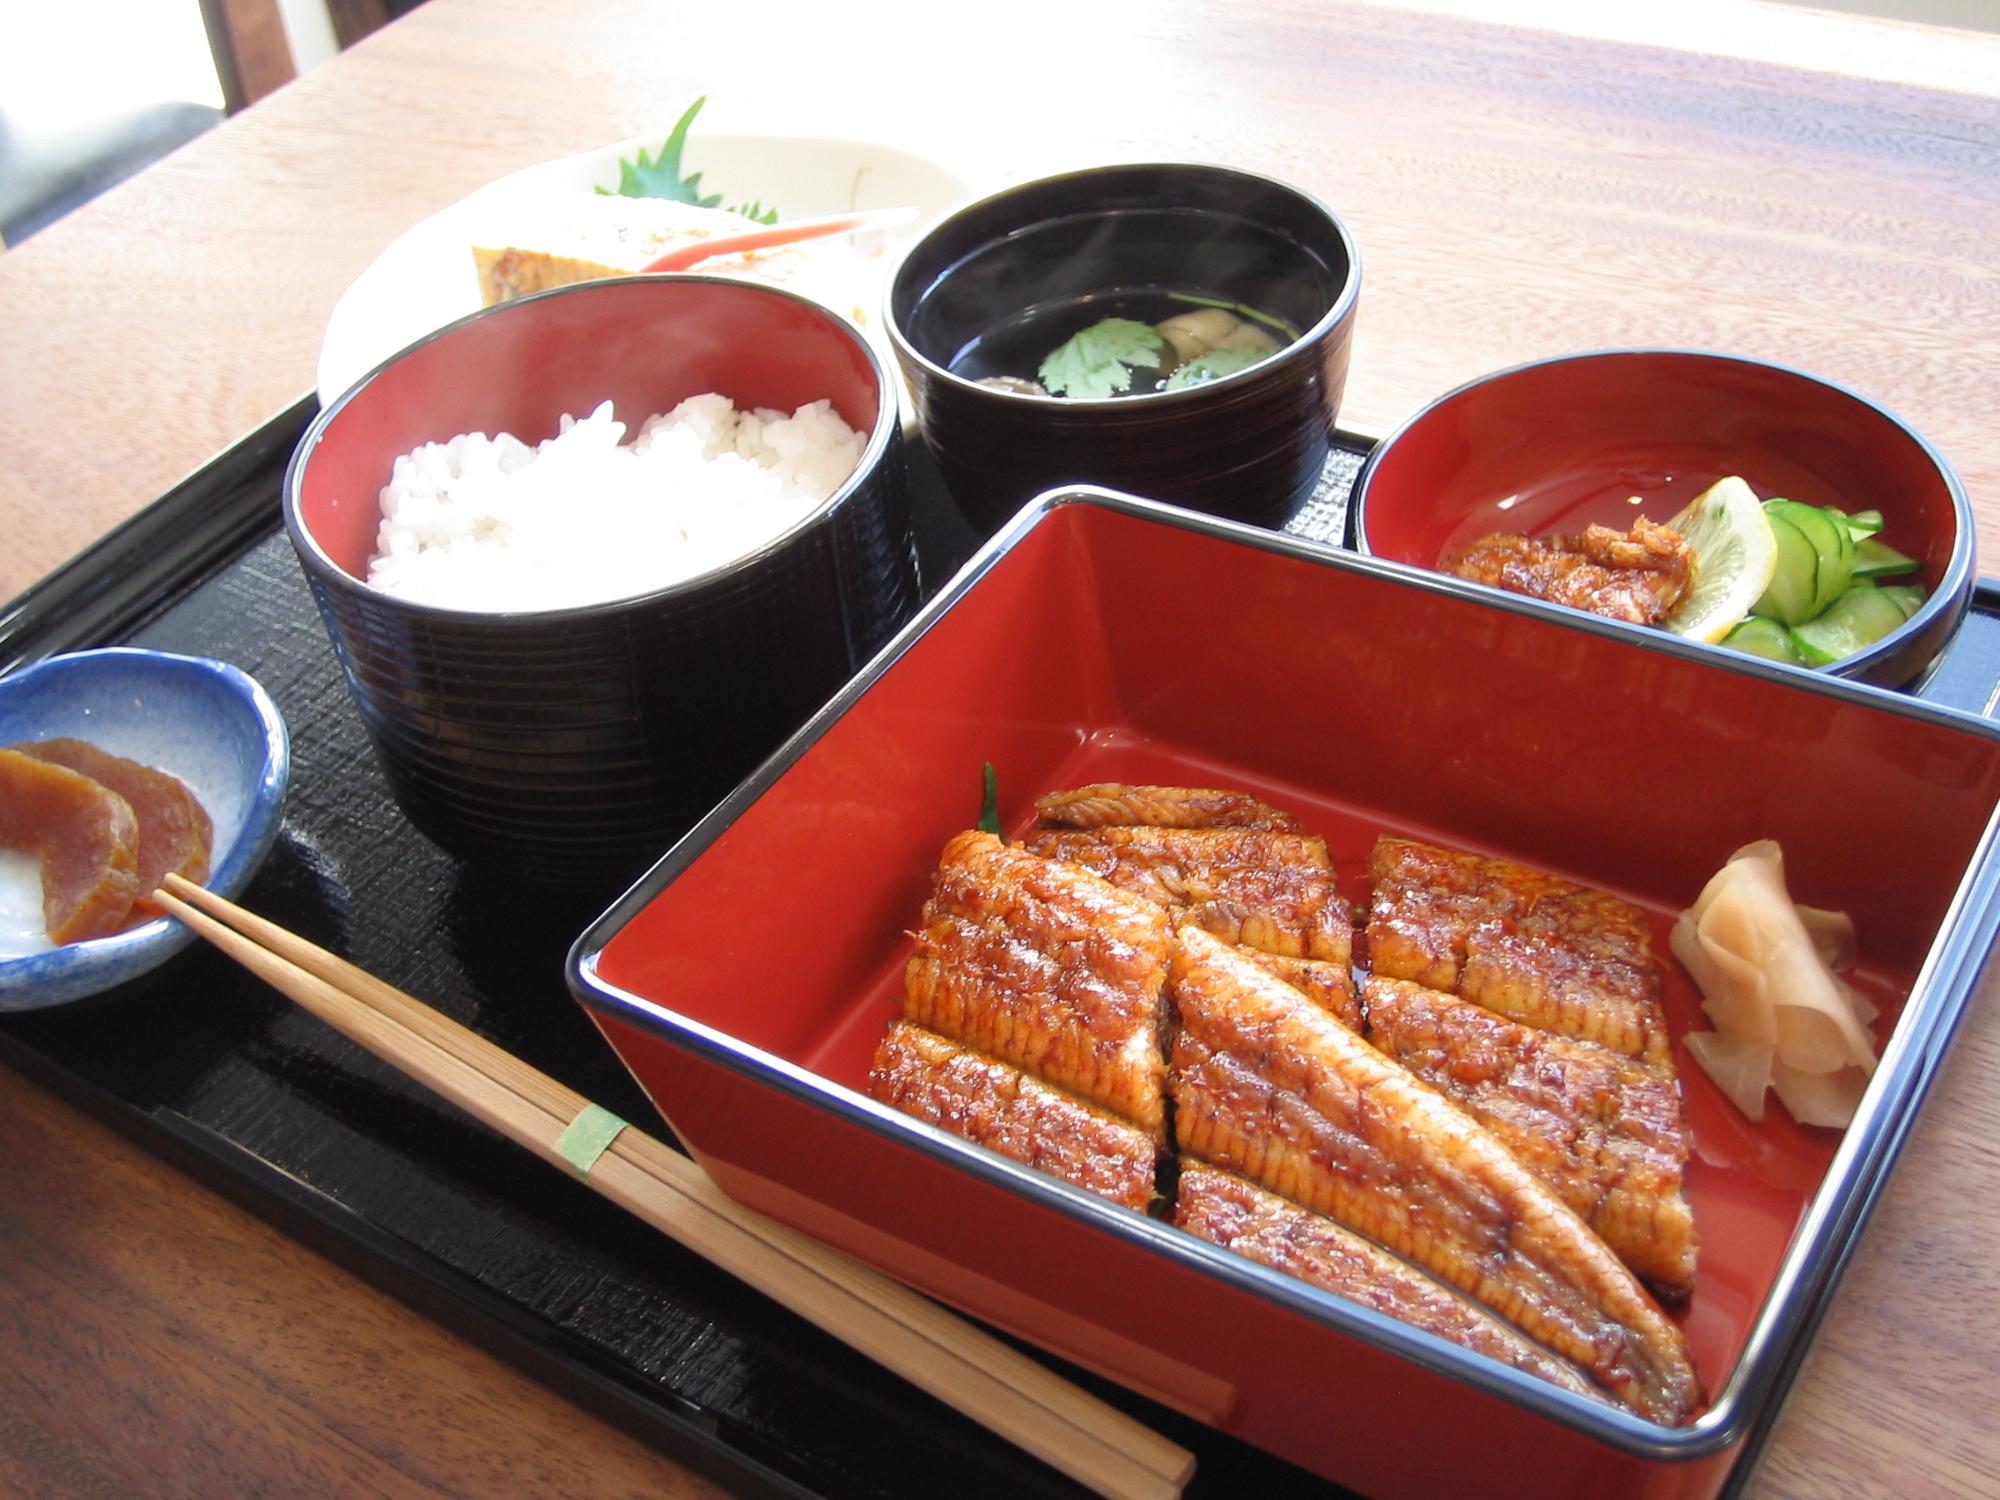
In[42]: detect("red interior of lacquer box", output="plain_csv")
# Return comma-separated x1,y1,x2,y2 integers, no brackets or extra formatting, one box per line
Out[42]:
594,495,2000,1410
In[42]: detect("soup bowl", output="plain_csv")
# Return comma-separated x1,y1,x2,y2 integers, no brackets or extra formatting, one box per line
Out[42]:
1350,349,1973,687
887,162,1361,534
285,275,918,890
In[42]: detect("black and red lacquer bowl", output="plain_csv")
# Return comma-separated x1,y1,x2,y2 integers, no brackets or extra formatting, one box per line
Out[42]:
285,276,918,890
1351,348,1973,687
887,162,1360,535
569,489,2000,1499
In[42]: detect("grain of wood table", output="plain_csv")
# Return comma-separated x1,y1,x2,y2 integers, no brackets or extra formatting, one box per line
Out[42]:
2,1,1997,1495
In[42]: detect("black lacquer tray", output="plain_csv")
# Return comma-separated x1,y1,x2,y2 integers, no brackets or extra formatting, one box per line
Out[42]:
1,405,1994,1500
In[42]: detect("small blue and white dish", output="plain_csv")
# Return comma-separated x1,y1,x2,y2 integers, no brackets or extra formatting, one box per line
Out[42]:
0,648,290,1009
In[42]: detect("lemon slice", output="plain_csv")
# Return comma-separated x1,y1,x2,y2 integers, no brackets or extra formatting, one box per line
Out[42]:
1661,476,1780,643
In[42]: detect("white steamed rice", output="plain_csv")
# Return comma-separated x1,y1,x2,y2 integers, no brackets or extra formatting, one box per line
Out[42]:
366,395,863,610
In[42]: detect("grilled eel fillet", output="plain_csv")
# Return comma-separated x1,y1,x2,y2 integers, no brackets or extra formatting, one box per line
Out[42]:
1244,951,1361,1031
870,1022,1158,1211
902,830,1171,1137
1366,978,1697,1299
1366,836,1672,1067
1170,926,1702,1423
1175,1163,1603,1402
1035,783,1302,831
1442,517,1694,626
1026,824,1357,1027
1027,821,1353,960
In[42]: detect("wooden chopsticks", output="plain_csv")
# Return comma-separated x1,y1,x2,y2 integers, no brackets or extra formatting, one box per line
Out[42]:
154,873,1196,1500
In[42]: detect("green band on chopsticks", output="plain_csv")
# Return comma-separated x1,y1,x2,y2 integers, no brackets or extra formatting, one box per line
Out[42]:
556,1102,628,1178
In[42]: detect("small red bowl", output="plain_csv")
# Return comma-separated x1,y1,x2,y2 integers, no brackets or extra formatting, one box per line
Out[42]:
1350,349,1973,687
285,276,918,889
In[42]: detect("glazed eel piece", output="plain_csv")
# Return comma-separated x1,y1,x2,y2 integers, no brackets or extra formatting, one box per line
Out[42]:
1366,836,1672,1068
1170,926,1703,1424
1175,1163,1603,1402
1023,823,1357,1026
1366,978,1697,1299
1442,517,1694,626
1244,951,1360,1031
870,1021,1158,1212
1023,825,1352,965
1034,783,1302,831
901,829,1171,1138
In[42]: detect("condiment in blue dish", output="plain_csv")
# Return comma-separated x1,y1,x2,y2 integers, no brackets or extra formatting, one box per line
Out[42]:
0,648,290,1009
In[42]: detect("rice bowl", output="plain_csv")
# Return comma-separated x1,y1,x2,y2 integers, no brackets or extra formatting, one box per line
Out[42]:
368,395,863,612
286,274,918,883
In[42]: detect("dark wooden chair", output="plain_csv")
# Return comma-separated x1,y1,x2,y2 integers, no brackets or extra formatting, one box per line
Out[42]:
200,0,398,113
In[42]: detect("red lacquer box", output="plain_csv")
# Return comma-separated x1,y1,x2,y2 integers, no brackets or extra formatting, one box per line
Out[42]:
568,490,2000,1499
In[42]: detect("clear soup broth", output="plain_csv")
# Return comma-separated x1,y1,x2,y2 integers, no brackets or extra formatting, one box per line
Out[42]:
948,288,1299,400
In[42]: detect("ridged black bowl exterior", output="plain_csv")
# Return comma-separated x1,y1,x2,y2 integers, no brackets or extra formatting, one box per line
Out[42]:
297,458,914,888
888,163,1361,534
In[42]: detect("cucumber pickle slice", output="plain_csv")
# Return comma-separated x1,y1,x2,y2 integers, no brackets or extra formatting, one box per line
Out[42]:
1751,505,1820,625
1765,499,1855,616
1792,584,1909,665
1854,536,1920,578
1878,583,1926,620
1722,616,1804,664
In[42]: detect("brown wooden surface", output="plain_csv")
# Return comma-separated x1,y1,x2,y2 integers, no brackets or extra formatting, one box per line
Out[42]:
1,1,1997,1496
0,1070,727,1499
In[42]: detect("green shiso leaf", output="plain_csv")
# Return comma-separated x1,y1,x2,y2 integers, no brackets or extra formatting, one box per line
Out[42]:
729,199,781,225
600,96,722,207
1163,345,1270,390
977,762,1002,835
1038,318,1166,399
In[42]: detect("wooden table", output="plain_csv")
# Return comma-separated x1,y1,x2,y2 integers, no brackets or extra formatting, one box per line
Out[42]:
2,1,1996,1494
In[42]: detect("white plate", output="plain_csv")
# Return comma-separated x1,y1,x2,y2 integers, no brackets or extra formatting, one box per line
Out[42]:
316,129,977,408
